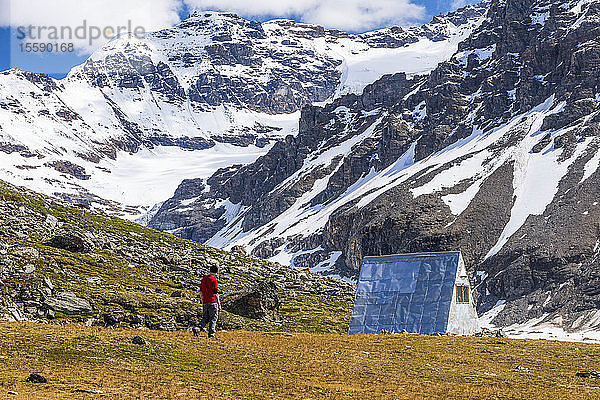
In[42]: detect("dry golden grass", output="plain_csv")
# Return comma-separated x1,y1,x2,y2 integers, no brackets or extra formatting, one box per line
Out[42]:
1,322,600,399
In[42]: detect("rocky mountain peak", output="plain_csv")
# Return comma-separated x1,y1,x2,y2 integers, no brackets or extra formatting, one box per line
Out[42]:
0,2,487,219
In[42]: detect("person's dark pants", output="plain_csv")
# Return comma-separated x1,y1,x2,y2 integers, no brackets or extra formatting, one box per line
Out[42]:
198,302,219,338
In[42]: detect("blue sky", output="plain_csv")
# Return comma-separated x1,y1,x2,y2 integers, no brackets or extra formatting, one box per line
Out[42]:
0,0,476,79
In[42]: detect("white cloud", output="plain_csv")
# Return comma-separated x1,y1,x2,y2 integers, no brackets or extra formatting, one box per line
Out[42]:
0,0,429,56
183,0,426,32
0,0,182,54
451,0,468,10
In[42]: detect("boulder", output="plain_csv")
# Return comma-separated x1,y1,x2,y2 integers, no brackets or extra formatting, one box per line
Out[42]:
131,336,149,345
576,371,600,379
102,310,124,327
477,328,508,338
26,373,47,383
72,389,104,394
44,292,93,315
6,303,24,322
223,281,280,320
45,233,95,253
206,257,220,268
231,245,247,256
11,247,39,259
44,214,58,229
23,264,35,274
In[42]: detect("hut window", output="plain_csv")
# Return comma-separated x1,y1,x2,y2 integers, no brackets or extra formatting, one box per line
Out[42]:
456,285,470,304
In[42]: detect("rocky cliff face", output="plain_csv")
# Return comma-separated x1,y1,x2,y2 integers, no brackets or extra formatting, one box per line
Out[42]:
0,5,486,219
151,0,600,333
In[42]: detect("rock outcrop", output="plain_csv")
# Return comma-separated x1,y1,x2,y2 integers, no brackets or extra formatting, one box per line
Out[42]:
223,281,280,321
44,292,93,315
45,234,95,253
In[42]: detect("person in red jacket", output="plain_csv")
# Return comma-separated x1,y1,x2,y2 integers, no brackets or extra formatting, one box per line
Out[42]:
194,264,221,338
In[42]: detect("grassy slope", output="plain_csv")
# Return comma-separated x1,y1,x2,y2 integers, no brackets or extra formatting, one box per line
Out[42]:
0,181,353,333
1,322,600,399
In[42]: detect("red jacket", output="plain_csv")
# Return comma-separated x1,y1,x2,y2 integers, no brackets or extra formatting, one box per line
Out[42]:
201,274,219,303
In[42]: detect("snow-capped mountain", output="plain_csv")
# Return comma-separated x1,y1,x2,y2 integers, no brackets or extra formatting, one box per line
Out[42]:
0,4,488,218
149,0,600,336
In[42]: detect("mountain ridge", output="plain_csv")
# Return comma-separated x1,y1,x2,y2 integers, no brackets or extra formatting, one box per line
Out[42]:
0,3,488,218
